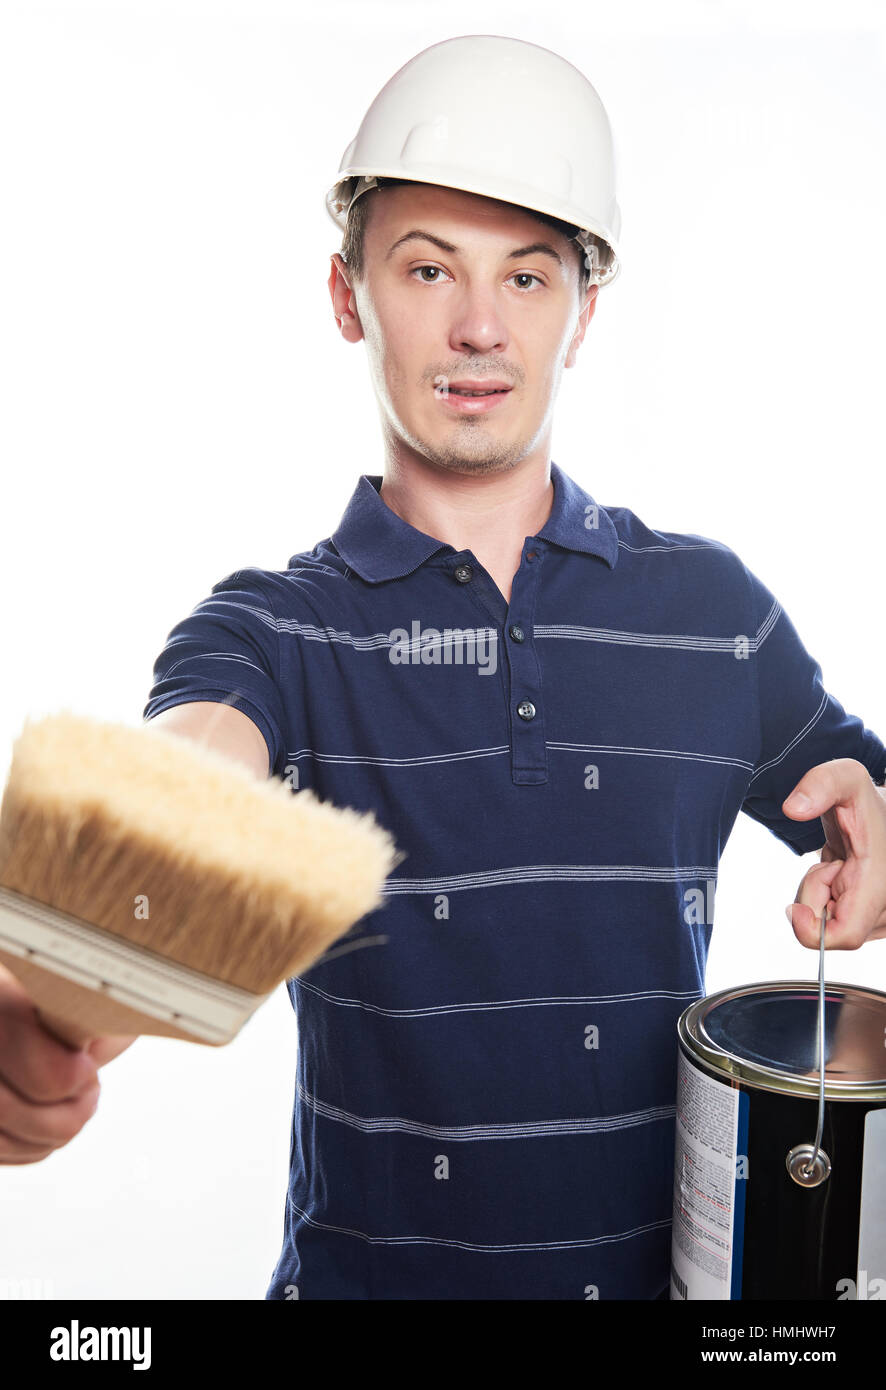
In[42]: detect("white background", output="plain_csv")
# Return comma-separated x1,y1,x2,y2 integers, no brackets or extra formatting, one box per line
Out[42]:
0,0,884,1299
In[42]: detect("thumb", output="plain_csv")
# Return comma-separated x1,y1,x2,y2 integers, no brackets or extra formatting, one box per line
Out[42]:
87,1035,138,1068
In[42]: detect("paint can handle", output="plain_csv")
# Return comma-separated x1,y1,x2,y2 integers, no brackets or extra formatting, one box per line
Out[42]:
785,905,831,1188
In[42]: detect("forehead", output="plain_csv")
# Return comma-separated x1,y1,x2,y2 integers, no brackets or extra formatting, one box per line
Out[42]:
364,181,575,252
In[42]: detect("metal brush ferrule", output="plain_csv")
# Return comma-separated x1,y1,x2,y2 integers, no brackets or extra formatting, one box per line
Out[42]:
0,884,268,1045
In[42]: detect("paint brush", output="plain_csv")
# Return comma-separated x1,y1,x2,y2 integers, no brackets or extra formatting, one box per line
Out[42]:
0,712,402,1048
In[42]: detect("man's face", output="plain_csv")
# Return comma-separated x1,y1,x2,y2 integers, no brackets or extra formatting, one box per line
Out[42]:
328,183,598,477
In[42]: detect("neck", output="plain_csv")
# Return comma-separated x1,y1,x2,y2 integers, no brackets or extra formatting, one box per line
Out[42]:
378,452,555,582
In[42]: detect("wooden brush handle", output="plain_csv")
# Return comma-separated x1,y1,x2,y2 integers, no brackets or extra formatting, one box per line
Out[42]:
36,1009,97,1050
0,947,221,1048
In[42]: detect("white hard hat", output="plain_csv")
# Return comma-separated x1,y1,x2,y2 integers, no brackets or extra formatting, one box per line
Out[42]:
325,34,622,287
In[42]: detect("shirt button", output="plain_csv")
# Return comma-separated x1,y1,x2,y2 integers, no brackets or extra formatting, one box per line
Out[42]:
526,550,537,562
454,564,473,583
516,700,536,720
509,625,525,643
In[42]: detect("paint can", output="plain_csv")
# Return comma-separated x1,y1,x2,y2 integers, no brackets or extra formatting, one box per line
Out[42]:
670,980,886,1300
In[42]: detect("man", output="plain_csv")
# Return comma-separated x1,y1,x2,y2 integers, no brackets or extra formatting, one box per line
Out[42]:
2,35,885,1302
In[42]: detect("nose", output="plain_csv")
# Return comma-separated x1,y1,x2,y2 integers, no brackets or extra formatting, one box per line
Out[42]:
448,284,509,357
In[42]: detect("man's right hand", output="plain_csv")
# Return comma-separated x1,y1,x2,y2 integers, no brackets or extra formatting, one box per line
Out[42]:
0,963,136,1164
0,703,266,1165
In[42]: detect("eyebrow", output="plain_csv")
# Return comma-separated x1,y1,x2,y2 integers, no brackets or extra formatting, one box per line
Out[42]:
384,229,564,267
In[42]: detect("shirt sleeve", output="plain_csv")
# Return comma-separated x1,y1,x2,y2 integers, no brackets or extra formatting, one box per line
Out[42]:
740,561,886,855
142,568,287,778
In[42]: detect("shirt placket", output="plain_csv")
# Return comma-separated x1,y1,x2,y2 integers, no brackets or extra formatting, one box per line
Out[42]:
447,541,548,786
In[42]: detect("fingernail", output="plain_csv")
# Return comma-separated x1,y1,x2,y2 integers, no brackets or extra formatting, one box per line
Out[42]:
785,904,794,923
786,793,812,811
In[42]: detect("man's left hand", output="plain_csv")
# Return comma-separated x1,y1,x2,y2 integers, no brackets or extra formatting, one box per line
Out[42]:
781,758,886,949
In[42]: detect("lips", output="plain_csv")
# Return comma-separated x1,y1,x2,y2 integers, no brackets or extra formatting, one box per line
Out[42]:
436,383,512,414
445,380,512,396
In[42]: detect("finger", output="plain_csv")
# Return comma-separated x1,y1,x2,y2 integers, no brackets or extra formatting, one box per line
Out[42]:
0,1140,58,1164
788,855,882,950
0,1074,101,1150
787,900,835,947
809,882,885,950
0,1119,64,1162
0,990,99,1103
786,859,844,948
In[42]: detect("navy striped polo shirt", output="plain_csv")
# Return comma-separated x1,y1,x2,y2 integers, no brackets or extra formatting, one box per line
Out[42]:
143,461,886,1300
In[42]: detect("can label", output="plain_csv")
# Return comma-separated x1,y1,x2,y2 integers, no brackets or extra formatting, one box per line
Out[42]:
855,1108,886,1294
671,1048,748,1299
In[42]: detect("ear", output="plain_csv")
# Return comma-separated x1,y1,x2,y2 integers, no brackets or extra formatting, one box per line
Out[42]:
565,284,598,369
328,253,364,343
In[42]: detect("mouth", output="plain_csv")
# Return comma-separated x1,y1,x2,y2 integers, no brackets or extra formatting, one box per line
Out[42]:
447,387,510,396
436,381,513,414
445,379,512,395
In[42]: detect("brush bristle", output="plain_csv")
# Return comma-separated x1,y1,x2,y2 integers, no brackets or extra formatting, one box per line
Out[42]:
0,712,404,992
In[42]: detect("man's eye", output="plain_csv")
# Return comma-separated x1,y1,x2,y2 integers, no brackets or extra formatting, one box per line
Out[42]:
510,273,543,291
410,265,451,283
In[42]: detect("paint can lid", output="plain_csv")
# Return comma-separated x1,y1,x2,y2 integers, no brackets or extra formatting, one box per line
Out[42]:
679,980,886,1100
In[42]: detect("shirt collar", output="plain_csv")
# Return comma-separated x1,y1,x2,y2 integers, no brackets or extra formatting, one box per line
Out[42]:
330,460,619,583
